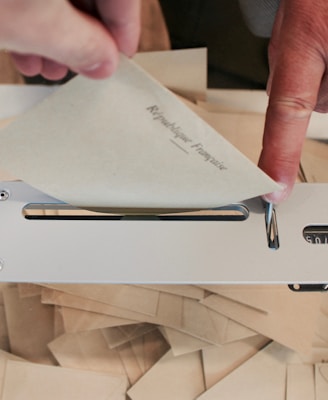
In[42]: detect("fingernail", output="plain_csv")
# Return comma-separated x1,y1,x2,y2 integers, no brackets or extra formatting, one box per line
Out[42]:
78,60,115,78
262,182,289,204
81,62,103,72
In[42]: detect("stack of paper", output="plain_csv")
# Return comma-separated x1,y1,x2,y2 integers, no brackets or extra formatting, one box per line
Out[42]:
0,283,327,399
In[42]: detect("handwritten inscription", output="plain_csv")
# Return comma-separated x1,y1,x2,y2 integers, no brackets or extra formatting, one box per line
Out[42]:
146,105,227,171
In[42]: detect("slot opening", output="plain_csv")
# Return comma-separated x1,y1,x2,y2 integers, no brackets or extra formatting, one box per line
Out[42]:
23,203,249,221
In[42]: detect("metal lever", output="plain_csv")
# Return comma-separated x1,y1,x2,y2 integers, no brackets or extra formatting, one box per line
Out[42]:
265,202,279,250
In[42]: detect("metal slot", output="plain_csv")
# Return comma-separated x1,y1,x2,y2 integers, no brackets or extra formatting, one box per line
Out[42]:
303,226,328,244
23,203,249,221
288,284,328,292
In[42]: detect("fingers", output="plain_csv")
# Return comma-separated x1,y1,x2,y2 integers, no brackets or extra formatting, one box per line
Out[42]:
1,0,140,80
10,53,69,80
260,46,325,203
96,0,141,56
31,0,118,78
259,0,328,203
9,53,43,77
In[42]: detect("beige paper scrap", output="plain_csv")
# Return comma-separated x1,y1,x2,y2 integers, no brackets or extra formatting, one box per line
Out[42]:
48,330,126,376
53,306,66,337
117,342,144,386
299,339,328,364
303,349,328,364
286,364,315,400
223,318,257,344
1,360,128,400
202,335,270,390
313,334,328,347
315,308,328,343
203,88,328,140
3,287,55,364
199,285,322,314
134,48,207,101
59,306,136,333
0,350,25,395
201,290,321,353
43,284,160,316
160,326,212,356
42,287,255,346
127,350,205,400
101,323,155,349
130,329,169,374
202,89,269,114
17,283,42,298
0,285,12,352
197,342,300,400
0,56,279,210
0,305,9,352
41,287,145,322
192,109,265,164
137,284,206,300
118,329,169,385
179,296,255,345
315,363,328,400
301,139,328,182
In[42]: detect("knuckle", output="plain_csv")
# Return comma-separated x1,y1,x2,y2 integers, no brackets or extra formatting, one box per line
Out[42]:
267,97,314,121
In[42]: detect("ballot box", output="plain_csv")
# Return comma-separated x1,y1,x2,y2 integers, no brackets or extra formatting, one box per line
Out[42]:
0,48,327,399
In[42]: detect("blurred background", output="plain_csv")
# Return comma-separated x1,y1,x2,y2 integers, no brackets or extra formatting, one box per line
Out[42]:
0,0,270,89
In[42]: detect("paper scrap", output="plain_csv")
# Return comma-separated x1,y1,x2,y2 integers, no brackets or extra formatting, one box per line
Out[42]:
43,284,160,316
202,335,270,390
101,323,156,349
203,88,328,140
134,48,207,101
3,287,55,364
127,350,205,400
315,363,328,400
197,342,300,400
160,326,212,356
286,364,315,400
1,359,128,400
41,287,255,346
48,330,126,376
201,287,322,353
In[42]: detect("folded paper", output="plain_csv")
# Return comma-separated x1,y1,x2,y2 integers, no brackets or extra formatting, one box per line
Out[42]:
0,56,278,209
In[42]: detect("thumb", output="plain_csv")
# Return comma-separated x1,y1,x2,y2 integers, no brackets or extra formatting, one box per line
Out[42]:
1,0,120,78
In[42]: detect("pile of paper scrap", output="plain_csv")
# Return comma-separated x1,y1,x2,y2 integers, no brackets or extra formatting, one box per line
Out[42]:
0,283,327,399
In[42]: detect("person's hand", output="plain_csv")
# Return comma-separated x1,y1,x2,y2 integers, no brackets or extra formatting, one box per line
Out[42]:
259,0,328,203
0,0,140,80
